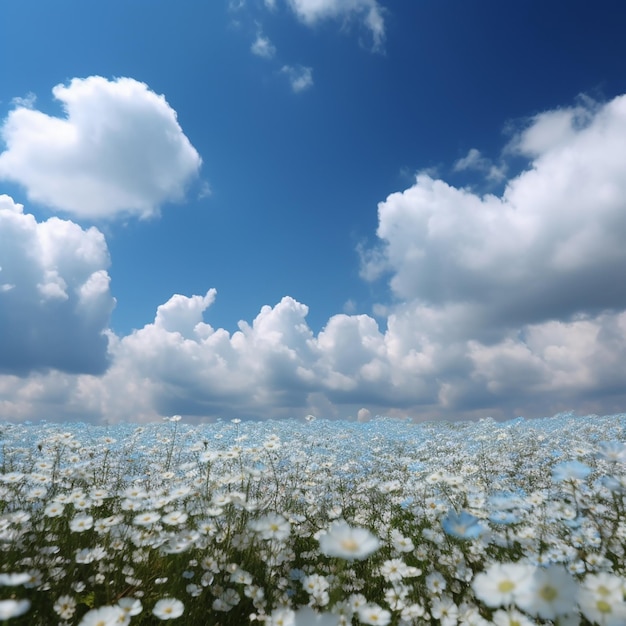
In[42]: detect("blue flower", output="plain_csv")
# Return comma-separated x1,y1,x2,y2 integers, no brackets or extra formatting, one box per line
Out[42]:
599,475,624,493
400,496,414,510
597,441,626,463
551,460,592,482
488,510,519,525
488,491,527,510
441,509,485,539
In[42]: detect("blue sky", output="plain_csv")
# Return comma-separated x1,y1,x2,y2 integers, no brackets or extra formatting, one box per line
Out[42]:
2,0,626,423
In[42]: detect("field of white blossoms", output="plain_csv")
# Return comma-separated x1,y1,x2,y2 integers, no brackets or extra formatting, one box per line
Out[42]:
1,412,626,626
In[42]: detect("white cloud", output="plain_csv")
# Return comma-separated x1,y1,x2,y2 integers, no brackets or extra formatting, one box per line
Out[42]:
453,148,484,171
0,195,115,375
3,94,626,423
468,312,626,403
3,292,626,423
354,92,626,414
357,407,371,422
96,293,321,420
0,76,202,220
364,95,626,327
507,98,598,158
251,32,277,58
285,0,385,50
281,65,314,92
453,148,506,182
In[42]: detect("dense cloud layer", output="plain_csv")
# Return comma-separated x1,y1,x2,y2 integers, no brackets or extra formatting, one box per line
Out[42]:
0,77,202,220
0,195,114,375
2,93,626,423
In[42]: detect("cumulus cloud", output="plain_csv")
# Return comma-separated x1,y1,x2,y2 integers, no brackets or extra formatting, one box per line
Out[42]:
281,65,314,92
453,148,506,182
355,92,626,414
285,0,385,50
0,195,115,375
3,294,626,423
0,76,202,220
506,97,599,158
251,32,277,58
0,290,432,422
3,93,626,423
364,94,626,327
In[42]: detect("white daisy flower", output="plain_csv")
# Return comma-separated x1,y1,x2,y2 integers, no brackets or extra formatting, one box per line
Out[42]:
53,594,77,620
161,511,188,526
133,511,161,526
471,562,536,608
69,514,94,532
0,599,31,620
249,512,291,541
78,605,128,626
491,607,537,626
357,603,391,626
515,565,577,620
152,597,184,620
318,520,380,561
0,572,31,586
578,573,626,626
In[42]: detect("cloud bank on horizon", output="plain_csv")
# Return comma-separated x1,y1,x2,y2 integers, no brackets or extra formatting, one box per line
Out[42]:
2,71,626,422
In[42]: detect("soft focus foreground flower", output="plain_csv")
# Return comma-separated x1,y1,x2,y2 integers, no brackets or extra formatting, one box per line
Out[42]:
357,603,391,626
250,512,292,541
441,509,485,539
293,606,340,626
578,573,626,626
78,605,128,626
152,597,184,620
551,460,592,482
491,607,537,626
515,565,577,619
118,597,143,616
0,599,31,620
471,562,536,608
267,607,295,626
318,520,380,560
0,572,31,586
597,440,626,463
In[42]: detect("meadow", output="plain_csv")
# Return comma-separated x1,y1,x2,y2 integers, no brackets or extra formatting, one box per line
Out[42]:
1,412,625,625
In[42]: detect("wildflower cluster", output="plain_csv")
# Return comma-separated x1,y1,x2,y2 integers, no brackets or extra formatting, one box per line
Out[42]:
0,412,625,625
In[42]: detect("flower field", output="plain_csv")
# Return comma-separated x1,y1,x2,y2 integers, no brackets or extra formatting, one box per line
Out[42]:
1,412,626,625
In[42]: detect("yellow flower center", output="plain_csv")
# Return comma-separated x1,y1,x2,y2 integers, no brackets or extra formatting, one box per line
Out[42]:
498,580,515,593
340,538,358,552
539,585,558,602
